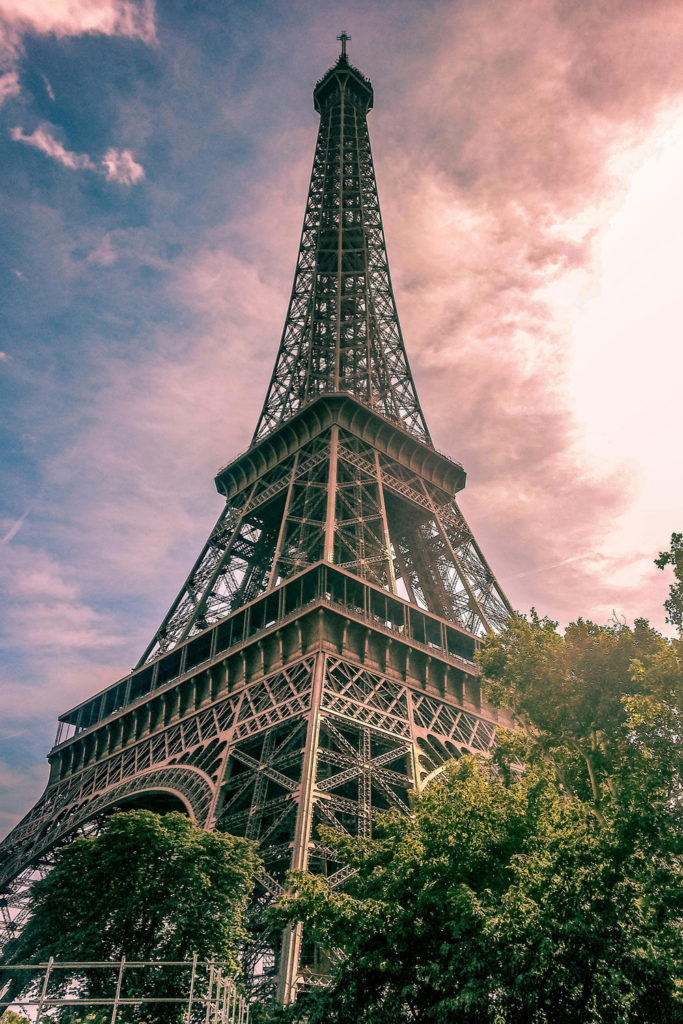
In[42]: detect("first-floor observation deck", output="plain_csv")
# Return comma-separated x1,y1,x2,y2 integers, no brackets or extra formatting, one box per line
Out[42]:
53,561,482,751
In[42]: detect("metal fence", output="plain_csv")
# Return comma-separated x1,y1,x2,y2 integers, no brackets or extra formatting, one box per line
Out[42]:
0,957,249,1024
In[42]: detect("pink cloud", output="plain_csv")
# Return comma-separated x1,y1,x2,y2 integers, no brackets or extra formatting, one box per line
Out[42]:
40,71,54,100
0,0,155,126
44,246,283,592
0,545,122,651
0,68,18,104
0,0,156,52
10,124,145,184
339,0,683,631
0,507,30,545
11,1,674,641
0,758,49,841
102,146,145,184
4,0,683,842
86,227,168,266
10,123,95,169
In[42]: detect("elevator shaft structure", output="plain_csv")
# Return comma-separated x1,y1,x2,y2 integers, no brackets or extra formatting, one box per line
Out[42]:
0,46,513,1004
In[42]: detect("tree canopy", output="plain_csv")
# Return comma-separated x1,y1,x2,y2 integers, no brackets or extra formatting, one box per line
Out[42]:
656,531,683,634
270,562,683,1023
7,810,260,1013
478,611,682,809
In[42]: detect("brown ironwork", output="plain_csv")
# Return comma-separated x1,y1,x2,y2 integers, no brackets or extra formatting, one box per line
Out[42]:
0,38,513,1006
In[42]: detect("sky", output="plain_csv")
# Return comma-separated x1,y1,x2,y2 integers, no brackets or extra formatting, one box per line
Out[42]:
1,0,682,838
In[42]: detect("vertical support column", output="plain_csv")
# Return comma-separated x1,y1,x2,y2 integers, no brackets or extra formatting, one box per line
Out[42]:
334,83,346,388
277,652,325,1005
245,731,275,839
419,482,492,635
205,687,246,829
374,452,397,595
392,541,417,603
359,727,372,838
268,454,300,589
186,953,197,1024
36,955,53,1023
205,962,215,1024
406,689,423,794
111,956,125,1024
324,425,339,563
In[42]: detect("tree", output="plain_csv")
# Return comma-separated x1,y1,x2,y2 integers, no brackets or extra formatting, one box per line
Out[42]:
477,612,680,809
1,1013,29,1024
273,753,681,1024
270,601,682,1023
7,810,260,1018
656,532,683,634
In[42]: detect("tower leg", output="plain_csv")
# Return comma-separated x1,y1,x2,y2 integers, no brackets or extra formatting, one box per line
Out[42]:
276,653,324,1004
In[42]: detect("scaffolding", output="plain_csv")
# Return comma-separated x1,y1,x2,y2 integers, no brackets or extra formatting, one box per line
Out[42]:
0,958,249,1024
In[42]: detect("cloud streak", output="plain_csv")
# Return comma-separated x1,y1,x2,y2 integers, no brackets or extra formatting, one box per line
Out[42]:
10,124,144,182
0,505,31,545
40,71,55,101
11,124,95,169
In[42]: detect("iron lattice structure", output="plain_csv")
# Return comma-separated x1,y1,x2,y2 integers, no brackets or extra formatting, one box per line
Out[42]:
0,46,513,1004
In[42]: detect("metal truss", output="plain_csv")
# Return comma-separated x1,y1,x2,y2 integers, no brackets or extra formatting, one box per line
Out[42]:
138,424,510,661
253,55,429,445
132,46,511,662
0,638,510,993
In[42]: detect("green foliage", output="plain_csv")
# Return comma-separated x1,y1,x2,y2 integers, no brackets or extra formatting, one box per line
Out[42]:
248,1003,299,1024
7,811,260,1016
656,532,683,633
1,1012,30,1024
274,756,681,1023
274,593,682,1023
477,611,680,807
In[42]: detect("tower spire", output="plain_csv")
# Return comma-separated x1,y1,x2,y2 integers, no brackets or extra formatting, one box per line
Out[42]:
337,30,350,60
253,49,431,446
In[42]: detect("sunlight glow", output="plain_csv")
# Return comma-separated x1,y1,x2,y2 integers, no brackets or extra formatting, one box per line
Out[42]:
566,106,683,566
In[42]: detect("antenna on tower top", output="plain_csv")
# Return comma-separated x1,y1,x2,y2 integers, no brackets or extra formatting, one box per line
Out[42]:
337,30,350,60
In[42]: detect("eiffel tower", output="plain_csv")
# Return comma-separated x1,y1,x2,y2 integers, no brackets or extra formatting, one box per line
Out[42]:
0,38,513,1003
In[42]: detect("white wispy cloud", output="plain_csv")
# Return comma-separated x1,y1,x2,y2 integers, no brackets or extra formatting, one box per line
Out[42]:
40,71,54,100
0,544,123,651
102,146,145,184
0,0,156,132
0,68,18,104
11,124,95,169
10,124,145,184
0,506,31,545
